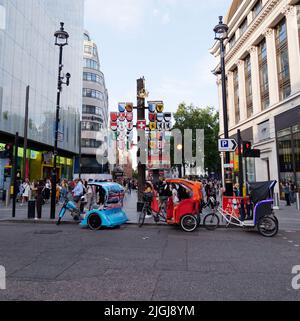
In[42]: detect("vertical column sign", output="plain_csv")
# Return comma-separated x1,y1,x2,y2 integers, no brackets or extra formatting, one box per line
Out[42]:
0,5,6,30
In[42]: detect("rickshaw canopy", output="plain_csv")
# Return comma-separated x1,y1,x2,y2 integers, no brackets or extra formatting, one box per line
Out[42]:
248,181,277,204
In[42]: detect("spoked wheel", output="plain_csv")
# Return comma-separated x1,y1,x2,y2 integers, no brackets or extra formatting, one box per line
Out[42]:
203,213,220,230
87,213,102,231
138,206,147,228
257,216,278,237
180,215,198,232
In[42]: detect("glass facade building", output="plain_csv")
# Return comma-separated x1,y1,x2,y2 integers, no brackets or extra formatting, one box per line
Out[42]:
0,0,84,154
0,0,84,185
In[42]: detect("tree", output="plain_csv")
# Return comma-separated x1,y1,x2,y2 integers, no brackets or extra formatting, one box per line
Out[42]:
172,103,220,175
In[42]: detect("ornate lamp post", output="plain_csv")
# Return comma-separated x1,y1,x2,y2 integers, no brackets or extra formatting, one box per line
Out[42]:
50,22,71,219
214,16,233,196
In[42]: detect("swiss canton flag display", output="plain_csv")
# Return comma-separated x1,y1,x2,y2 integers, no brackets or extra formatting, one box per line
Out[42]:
137,120,146,130
157,122,165,130
119,112,126,121
165,122,172,130
118,103,126,113
148,103,156,113
126,122,133,131
164,112,172,122
110,121,118,131
149,122,157,131
110,112,118,122
126,112,133,122
125,103,133,113
156,103,164,113
118,121,126,131
156,113,164,122
118,141,126,151
149,113,157,122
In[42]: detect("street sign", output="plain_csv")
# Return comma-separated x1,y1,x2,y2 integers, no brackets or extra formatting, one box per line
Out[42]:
224,164,234,169
218,139,237,152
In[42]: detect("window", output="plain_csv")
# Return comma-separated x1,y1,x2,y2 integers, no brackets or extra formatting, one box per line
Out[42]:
83,72,104,85
233,68,240,124
258,38,269,110
257,120,270,142
229,34,236,49
84,45,92,54
252,0,262,19
81,139,102,148
84,58,100,71
245,55,253,117
83,89,104,101
81,121,101,131
239,18,248,36
276,18,291,100
82,105,103,116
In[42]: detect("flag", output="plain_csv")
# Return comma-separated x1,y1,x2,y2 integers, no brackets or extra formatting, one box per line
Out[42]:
126,112,133,122
137,120,146,130
149,122,157,131
156,113,164,122
110,121,118,131
149,113,157,122
125,103,134,113
118,103,126,113
110,112,118,122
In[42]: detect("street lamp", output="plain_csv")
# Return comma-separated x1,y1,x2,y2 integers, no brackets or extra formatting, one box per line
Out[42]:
176,144,183,178
214,16,233,196
50,22,71,219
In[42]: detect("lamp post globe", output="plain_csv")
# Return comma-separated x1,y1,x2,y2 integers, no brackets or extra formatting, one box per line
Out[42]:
54,22,69,46
214,16,229,41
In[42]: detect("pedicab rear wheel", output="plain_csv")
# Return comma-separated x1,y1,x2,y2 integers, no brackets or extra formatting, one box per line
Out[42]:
87,213,102,231
257,216,278,237
180,215,198,232
203,213,220,230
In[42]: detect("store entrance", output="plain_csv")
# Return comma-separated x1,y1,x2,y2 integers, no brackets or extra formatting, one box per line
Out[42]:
42,166,61,180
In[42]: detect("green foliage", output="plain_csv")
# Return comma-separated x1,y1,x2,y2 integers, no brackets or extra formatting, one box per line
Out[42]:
172,103,220,174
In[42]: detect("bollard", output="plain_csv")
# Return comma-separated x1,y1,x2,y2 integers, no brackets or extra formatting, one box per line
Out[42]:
28,200,36,219
273,193,280,210
296,193,300,212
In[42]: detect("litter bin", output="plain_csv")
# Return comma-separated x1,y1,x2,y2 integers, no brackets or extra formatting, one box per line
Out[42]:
28,200,36,219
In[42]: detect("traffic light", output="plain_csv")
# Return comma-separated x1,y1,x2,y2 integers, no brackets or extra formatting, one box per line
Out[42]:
243,141,260,158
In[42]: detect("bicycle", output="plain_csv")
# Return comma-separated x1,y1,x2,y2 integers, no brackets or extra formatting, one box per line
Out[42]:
138,194,167,228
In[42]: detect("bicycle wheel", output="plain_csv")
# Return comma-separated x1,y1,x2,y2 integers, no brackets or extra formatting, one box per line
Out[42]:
203,213,220,230
138,205,147,228
257,216,278,237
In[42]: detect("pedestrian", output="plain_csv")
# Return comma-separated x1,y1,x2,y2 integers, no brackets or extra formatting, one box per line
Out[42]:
36,180,45,219
128,179,132,195
72,178,84,209
290,182,295,204
43,179,51,203
85,181,93,211
21,179,31,206
283,183,291,206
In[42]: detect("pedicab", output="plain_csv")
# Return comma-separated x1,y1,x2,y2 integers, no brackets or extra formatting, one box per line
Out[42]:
138,179,203,232
57,182,128,230
203,180,279,237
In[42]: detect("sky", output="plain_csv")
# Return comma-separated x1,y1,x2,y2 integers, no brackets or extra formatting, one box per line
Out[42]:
84,0,232,115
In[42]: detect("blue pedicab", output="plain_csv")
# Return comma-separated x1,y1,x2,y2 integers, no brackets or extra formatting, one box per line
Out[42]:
57,182,128,230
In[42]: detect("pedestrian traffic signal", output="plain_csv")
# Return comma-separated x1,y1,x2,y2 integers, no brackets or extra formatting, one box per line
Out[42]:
243,141,260,158
0,144,13,159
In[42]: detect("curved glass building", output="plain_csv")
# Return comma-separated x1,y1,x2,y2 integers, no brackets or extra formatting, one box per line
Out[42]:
81,30,109,176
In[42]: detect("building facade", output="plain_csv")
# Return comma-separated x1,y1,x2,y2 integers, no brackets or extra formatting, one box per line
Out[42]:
0,0,84,188
80,31,109,176
211,0,300,195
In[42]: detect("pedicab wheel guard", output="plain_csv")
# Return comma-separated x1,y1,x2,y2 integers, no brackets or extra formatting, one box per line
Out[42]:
88,213,102,231
203,213,220,231
180,214,198,232
257,216,278,237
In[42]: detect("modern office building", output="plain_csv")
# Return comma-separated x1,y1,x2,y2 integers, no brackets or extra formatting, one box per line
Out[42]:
0,0,84,190
211,0,300,195
81,30,109,176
